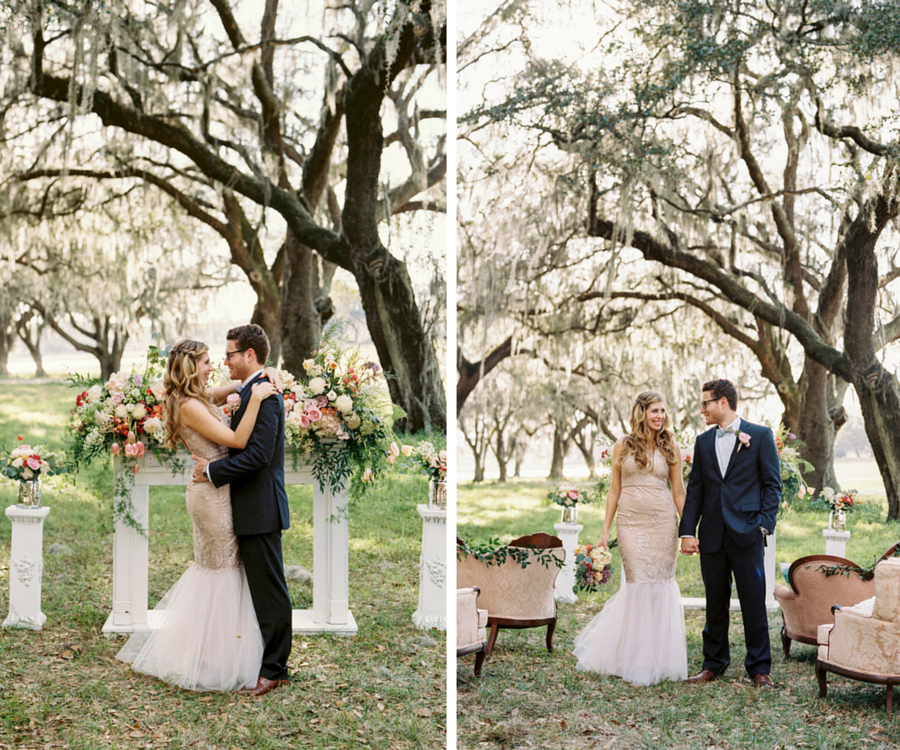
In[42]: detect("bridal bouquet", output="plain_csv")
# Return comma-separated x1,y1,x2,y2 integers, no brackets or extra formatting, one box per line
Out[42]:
1,439,67,482
67,352,167,474
283,323,399,491
573,542,613,593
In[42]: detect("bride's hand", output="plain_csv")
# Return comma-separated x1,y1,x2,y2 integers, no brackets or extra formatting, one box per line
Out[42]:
250,382,277,401
262,367,283,392
597,533,609,551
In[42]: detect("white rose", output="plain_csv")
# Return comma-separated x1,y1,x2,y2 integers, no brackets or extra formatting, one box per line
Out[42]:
12,457,24,469
143,417,162,434
335,395,353,414
291,383,306,399
308,377,327,395
132,404,147,420
327,390,337,401
287,411,304,429
87,384,103,402
115,404,129,419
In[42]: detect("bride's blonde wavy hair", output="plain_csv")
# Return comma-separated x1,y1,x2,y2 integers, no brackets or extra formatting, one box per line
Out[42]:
163,340,218,449
618,391,678,470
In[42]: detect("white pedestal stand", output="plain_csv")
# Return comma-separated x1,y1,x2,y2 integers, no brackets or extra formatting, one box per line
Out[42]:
553,522,582,604
823,528,850,558
3,505,51,630
103,451,356,636
412,504,446,630
682,531,779,612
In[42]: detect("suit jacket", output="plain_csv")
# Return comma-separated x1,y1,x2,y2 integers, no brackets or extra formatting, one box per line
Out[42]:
678,419,781,552
208,373,291,536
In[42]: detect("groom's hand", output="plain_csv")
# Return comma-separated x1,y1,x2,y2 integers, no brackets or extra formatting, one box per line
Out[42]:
680,537,700,555
192,455,210,484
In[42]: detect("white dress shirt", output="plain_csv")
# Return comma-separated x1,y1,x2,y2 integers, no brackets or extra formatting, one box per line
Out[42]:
715,415,742,476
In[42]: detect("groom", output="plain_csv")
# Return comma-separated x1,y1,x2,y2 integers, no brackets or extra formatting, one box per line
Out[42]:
192,324,293,696
679,379,781,688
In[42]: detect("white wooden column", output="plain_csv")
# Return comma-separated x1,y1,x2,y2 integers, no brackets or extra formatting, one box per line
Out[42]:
823,528,850,558
103,450,355,636
4,505,51,630
553,521,582,604
412,504,446,630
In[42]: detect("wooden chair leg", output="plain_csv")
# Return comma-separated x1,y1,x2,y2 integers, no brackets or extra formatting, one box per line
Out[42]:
781,625,791,660
816,664,828,698
486,622,500,656
474,648,486,677
546,618,557,653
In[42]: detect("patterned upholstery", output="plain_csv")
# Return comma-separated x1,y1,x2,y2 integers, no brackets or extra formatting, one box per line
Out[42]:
818,559,900,675
773,554,875,657
457,587,488,651
456,546,565,621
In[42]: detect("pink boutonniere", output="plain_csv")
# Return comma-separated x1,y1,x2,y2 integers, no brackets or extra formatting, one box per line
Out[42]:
736,432,751,452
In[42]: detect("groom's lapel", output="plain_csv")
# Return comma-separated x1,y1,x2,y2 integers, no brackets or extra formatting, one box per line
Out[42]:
232,374,262,427
722,419,743,480
705,429,723,480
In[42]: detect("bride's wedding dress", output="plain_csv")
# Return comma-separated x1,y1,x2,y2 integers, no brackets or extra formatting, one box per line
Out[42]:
573,448,687,685
116,410,263,691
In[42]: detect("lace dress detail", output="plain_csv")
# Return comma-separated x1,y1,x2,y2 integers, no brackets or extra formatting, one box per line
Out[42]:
573,447,687,685
180,415,240,572
116,406,263,691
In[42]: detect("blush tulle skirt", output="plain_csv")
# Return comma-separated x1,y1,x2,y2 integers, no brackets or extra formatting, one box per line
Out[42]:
116,564,263,692
573,579,688,685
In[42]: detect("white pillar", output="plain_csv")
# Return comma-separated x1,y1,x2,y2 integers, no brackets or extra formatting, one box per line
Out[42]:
764,530,777,610
823,529,850,558
413,504,446,630
4,505,51,630
553,522,582,604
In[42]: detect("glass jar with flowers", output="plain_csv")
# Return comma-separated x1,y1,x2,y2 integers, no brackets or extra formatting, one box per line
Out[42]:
1,438,67,508
547,483,595,524
400,441,448,509
822,487,858,531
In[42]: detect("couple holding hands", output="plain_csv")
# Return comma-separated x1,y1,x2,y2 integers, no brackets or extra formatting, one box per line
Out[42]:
574,379,781,689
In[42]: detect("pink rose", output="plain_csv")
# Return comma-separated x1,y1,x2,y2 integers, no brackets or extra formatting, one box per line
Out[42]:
304,399,319,412
112,393,124,405
736,432,751,452
226,393,240,405
567,490,579,500
307,408,322,422
26,457,42,470
315,395,329,408
299,414,310,428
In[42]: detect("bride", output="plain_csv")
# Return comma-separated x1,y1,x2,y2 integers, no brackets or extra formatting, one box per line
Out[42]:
116,339,279,692
573,391,688,685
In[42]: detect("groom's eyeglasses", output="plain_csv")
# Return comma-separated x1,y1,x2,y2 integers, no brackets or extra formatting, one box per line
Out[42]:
700,397,720,411
224,348,248,360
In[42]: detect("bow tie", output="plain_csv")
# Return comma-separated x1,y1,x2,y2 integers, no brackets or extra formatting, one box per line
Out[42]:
235,382,246,394
716,426,737,437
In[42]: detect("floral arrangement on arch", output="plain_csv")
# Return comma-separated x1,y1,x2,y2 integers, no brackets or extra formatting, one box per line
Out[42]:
282,323,401,492
66,347,169,475
573,542,613,593
547,482,595,508
1,438,67,483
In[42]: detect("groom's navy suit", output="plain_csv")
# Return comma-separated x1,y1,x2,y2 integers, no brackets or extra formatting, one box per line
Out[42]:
678,419,781,677
208,372,292,681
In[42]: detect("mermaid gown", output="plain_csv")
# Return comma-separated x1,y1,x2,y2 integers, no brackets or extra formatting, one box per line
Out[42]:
573,448,687,685
116,411,263,691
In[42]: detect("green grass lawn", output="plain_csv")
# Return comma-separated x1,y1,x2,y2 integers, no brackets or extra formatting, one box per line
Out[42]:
458,478,900,750
0,381,445,750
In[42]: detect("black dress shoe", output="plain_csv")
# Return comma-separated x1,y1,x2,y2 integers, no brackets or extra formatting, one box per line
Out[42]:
685,669,720,684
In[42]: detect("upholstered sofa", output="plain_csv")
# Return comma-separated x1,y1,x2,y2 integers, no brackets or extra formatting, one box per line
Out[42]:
816,557,900,715
456,533,565,655
457,586,489,676
773,554,876,658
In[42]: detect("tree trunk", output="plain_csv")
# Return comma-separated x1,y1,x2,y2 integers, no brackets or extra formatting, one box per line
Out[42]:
0,325,12,377
796,358,844,493
855,367,900,518
549,426,566,480
473,451,485,483
495,426,508,483
279,234,323,373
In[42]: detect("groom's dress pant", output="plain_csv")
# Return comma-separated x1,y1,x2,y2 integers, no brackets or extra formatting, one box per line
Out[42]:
239,530,293,681
699,529,771,677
